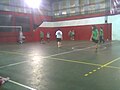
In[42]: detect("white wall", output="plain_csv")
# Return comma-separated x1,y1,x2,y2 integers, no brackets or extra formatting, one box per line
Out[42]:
40,16,106,27
40,15,120,40
108,14,120,40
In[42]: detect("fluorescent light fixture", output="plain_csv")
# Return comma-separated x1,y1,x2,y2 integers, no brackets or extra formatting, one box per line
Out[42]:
25,0,41,8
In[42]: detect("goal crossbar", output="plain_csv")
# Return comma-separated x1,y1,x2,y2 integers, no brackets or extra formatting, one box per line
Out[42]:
0,26,22,31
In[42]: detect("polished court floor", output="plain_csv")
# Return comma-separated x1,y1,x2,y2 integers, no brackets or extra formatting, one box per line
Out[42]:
0,40,120,90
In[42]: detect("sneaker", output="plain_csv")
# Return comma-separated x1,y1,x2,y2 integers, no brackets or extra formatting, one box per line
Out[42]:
4,77,10,81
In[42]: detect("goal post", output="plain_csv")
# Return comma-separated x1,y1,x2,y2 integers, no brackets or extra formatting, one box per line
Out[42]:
0,26,23,43
0,25,22,31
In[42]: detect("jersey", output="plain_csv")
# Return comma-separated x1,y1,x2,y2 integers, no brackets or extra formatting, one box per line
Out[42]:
99,28,104,36
56,30,62,38
71,31,75,36
40,31,44,38
92,29,98,40
47,33,50,38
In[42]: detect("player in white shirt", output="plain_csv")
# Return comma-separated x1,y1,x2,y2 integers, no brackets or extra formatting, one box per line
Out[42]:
55,30,63,47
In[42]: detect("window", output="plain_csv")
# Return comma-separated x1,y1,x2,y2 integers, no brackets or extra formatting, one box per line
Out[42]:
42,10,48,15
15,16,30,32
80,6,85,14
54,11,60,16
61,10,67,15
53,2,59,11
13,0,24,7
0,6,11,11
9,0,14,5
79,0,87,5
48,11,52,16
60,1,67,9
24,8,32,14
0,0,10,4
88,5,96,13
70,8,76,14
0,14,13,32
100,3,105,9
70,0,75,7
0,15,12,26
89,0,96,4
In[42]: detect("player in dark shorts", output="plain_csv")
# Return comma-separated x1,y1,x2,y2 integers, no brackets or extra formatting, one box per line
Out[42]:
56,38,62,42
92,38,98,43
55,30,63,47
90,25,99,52
99,27,105,44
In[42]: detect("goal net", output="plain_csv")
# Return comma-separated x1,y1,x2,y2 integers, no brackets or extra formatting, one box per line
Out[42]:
0,26,22,42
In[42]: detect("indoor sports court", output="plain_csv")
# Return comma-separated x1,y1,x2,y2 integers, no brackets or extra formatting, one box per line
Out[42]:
0,0,120,90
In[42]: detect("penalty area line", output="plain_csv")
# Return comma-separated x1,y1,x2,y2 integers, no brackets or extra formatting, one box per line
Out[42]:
8,79,37,90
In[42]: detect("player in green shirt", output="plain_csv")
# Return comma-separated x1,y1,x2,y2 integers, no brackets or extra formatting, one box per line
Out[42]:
99,27,105,44
68,30,75,40
40,31,44,44
90,25,99,52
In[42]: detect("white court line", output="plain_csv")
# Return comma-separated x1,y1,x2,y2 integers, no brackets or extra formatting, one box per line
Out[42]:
8,80,37,90
0,46,93,69
0,42,113,70
0,61,27,69
0,42,112,90
0,42,112,69
72,41,92,48
99,46,107,51
65,41,90,47
0,45,95,90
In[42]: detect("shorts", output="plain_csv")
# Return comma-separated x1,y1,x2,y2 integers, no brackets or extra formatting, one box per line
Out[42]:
56,38,61,42
92,38,98,43
99,36,103,40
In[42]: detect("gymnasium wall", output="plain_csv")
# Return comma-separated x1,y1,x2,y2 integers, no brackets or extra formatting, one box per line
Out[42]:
108,14,120,40
54,13,107,21
35,24,111,41
39,14,120,41
37,15,112,41
1,12,120,42
0,11,51,43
